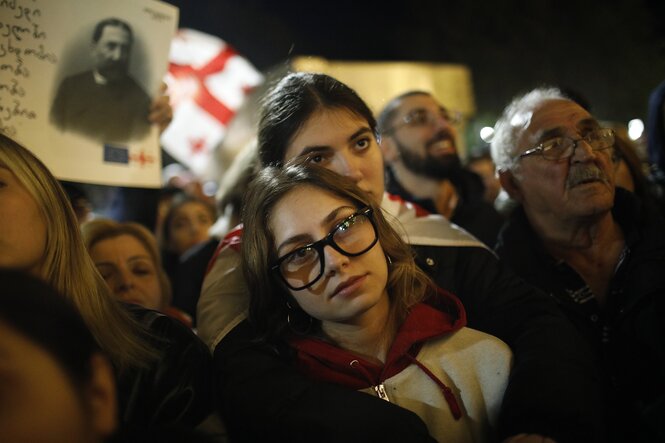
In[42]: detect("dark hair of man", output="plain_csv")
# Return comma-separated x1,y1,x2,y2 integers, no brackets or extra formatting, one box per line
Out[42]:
241,162,433,342
257,72,377,167
0,269,100,388
92,17,133,44
376,90,431,135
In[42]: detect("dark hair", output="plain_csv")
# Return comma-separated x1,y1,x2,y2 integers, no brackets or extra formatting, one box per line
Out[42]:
92,17,133,44
376,90,432,135
257,72,377,167
0,270,100,387
241,162,432,341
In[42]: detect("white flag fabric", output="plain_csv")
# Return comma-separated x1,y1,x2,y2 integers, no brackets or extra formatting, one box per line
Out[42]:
161,29,263,177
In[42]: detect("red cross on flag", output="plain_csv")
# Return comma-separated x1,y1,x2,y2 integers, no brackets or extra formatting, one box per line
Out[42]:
160,29,263,177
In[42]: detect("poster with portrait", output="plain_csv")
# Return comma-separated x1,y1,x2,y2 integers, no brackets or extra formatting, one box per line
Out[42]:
0,0,178,187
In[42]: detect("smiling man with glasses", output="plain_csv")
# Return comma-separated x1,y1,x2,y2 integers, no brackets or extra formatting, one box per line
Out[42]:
378,91,504,247
491,87,665,442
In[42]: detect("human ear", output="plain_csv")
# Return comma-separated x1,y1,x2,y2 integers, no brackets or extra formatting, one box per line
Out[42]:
499,170,524,203
85,353,118,438
379,136,399,164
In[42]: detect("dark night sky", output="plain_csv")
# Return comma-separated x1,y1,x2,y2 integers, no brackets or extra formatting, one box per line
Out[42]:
165,0,665,124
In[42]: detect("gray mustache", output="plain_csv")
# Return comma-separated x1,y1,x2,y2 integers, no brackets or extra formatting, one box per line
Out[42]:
566,166,609,188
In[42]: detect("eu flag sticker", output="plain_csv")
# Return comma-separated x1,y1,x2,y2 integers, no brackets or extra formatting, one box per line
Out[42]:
103,144,129,164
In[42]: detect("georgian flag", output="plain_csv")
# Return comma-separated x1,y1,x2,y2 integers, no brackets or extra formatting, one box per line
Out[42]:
160,29,263,177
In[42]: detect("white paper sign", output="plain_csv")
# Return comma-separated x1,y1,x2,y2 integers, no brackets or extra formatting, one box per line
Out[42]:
0,0,178,187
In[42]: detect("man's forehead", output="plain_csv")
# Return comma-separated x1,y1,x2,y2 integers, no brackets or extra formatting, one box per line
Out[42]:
396,93,445,115
527,99,594,134
516,99,596,148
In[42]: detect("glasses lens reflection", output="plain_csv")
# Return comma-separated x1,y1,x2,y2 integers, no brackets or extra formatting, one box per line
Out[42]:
279,211,376,290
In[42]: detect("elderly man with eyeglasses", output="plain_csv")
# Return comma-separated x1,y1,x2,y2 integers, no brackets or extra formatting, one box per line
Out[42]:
378,91,504,246
491,87,665,442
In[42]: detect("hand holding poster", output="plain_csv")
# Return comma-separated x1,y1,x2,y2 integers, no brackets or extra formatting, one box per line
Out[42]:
0,0,178,187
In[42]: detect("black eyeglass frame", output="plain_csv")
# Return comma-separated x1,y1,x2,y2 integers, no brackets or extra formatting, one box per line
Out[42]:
271,207,378,291
517,128,615,162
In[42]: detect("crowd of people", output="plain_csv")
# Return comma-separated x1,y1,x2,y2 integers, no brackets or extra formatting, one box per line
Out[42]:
2,18,665,442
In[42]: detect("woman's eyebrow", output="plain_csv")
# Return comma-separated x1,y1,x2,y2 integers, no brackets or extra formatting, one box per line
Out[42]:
348,127,372,141
321,205,354,226
297,127,372,157
276,233,313,256
297,145,332,159
276,205,355,255
127,255,153,263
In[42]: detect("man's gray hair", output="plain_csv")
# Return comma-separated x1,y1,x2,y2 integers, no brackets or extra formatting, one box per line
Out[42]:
491,87,567,172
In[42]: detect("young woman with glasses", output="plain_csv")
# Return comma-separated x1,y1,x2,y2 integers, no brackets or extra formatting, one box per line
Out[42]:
200,72,603,442
241,163,511,442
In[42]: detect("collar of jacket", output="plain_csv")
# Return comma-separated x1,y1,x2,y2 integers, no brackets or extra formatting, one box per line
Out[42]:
496,188,648,272
287,287,466,390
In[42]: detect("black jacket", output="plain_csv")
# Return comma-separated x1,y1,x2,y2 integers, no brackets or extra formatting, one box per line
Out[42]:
496,188,665,442
215,244,603,443
116,306,213,428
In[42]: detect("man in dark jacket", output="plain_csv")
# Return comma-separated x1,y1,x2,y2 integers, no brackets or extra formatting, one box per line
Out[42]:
491,87,665,442
377,91,504,246
50,18,151,143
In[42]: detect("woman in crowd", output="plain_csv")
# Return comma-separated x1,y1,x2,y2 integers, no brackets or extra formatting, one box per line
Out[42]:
0,133,212,429
161,194,217,258
199,72,601,442
161,194,219,321
82,219,192,326
242,163,511,442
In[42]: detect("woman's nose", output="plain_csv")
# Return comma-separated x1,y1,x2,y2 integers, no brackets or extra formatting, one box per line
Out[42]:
338,155,363,183
115,269,134,293
324,245,349,275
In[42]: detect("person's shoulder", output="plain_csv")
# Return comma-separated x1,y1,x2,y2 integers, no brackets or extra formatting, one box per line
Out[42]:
205,225,244,272
125,304,208,354
382,192,487,249
57,70,94,89
123,75,152,102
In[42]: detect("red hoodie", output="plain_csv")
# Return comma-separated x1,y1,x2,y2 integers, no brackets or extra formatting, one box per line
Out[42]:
288,288,467,420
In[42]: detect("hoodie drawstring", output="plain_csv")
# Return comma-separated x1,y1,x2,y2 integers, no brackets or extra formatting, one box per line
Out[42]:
351,357,462,420
406,354,462,420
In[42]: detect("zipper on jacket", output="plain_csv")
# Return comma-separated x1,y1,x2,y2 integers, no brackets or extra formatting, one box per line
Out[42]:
350,359,391,402
373,383,391,402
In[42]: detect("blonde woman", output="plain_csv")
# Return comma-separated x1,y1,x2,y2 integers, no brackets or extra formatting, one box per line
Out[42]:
82,219,192,327
0,133,211,428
